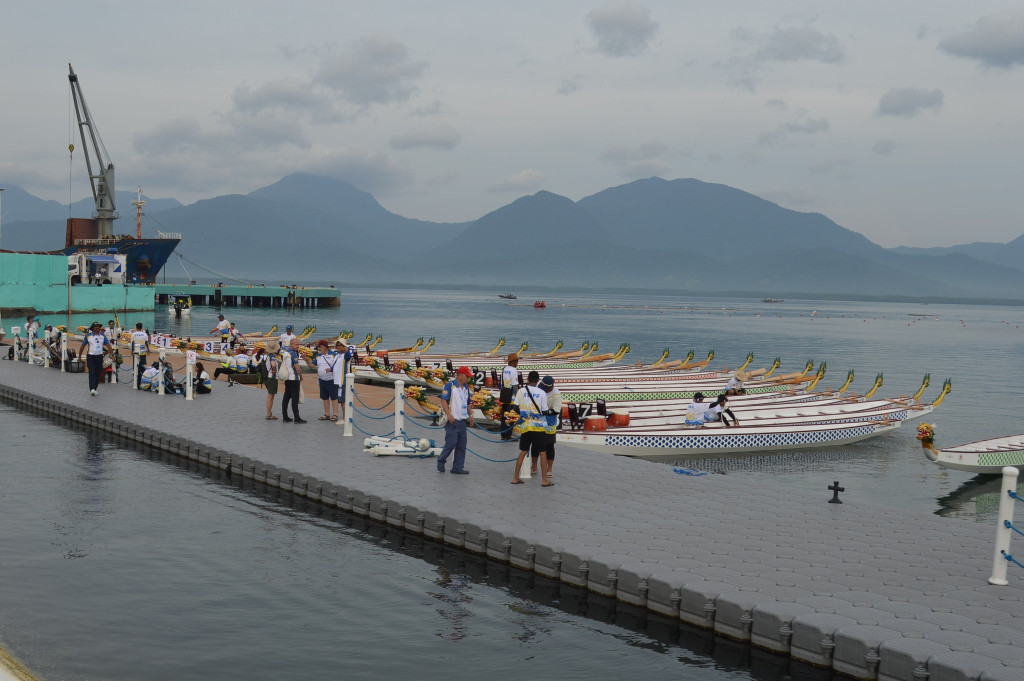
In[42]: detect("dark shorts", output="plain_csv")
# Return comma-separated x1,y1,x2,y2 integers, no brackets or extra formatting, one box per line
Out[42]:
530,432,556,459
319,378,339,401
264,377,279,395
518,430,546,453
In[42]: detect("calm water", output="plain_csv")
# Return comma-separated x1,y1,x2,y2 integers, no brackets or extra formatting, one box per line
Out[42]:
2,287,1021,678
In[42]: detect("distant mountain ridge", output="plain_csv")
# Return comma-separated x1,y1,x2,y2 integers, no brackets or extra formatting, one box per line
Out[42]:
2,173,1022,299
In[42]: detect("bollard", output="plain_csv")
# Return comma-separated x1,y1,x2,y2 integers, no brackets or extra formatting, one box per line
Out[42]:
27,330,35,366
343,372,354,436
395,379,405,436
989,466,1020,586
520,456,532,479
60,334,67,373
132,354,139,390
185,363,194,401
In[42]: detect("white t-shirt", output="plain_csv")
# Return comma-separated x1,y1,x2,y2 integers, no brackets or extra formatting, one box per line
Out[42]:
104,326,121,342
725,376,744,392
685,400,707,423
131,330,149,355
215,320,230,337
26,321,39,337
502,365,519,391
706,404,724,420
314,353,340,382
279,332,296,346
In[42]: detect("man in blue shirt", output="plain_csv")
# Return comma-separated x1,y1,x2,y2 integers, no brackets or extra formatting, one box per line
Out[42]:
436,366,475,474
77,321,111,396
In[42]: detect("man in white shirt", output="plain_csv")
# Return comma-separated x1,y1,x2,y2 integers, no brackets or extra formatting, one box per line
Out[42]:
104,320,122,344
279,325,296,347
210,315,230,344
77,321,111,396
499,353,520,440
684,392,711,427
436,366,475,474
511,371,553,486
130,322,150,389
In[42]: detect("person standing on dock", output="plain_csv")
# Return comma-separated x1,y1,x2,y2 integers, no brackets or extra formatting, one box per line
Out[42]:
334,340,355,420
104,320,121,344
78,322,111,396
130,323,150,389
280,337,306,423
227,322,246,350
499,353,520,440
308,340,340,421
257,346,279,418
279,325,296,347
533,375,561,478
436,366,474,474
210,315,230,347
511,371,553,486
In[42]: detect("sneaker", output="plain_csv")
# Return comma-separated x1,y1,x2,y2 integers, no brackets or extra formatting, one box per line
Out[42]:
283,416,293,422
450,469,469,475
294,418,308,424
90,389,97,396
436,462,445,472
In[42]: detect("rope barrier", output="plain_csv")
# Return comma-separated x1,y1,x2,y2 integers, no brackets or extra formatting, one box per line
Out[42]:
468,425,517,443
400,416,446,431
1005,520,1024,539
1009,490,1023,503
1002,550,1024,571
465,444,518,463
673,468,708,476
352,405,394,420
352,390,394,410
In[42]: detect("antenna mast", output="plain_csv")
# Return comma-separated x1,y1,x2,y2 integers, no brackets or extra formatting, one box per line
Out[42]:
131,186,146,239
68,63,118,238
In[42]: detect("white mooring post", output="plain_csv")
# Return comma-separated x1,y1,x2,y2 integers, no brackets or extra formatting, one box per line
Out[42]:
27,330,35,366
60,334,67,372
395,379,405,438
343,372,354,436
185,350,195,401
989,466,1020,586
132,354,139,390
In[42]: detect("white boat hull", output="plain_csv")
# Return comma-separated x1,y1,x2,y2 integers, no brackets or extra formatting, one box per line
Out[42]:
929,434,1024,473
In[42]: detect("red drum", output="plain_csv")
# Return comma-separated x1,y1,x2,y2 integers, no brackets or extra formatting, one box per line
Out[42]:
584,416,607,432
608,412,630,427
484,375,495,388
375,350,388,358
561,405,570,419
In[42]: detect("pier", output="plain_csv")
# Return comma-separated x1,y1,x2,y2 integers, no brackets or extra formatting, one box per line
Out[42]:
1,357,1023,680
154,283,341,309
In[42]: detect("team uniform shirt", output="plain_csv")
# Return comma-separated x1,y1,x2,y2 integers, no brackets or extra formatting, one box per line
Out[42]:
513,385,549,433
333,346,355,386
233,352,250,372
501,365,519,392
706,404,724,421
197,370,212,390
141,366,159,390
440,380,471,420
104,326,122,343
282,348,300,380
544,387,562,435
82,332,109,356
279,332,296,347
215,319,230,340
314,353,340,382
131,330,150,356
685,400,709,426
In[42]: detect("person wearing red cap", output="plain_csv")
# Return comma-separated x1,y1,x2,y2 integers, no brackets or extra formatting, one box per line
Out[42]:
436,366,475,474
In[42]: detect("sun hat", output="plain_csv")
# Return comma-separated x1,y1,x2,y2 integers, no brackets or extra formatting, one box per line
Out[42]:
456,366,473,377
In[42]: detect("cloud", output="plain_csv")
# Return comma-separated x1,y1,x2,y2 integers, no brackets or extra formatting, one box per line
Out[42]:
558,74,585,95
232,78,343,123
389,125,462,150
939,10,1024,68
488,170,546,192
600,142,672,177
133,112,311,157
410,100,449,117
753,26,846,64
809,157,854,174
765,98,788,110
873,139,898,155
757,116,830,144
586,1,658,57
876,87,943,118
303,147,414,193
314,34,427,106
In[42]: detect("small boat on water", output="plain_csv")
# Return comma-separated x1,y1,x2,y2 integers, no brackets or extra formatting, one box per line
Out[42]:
169,295,192,318
762,298,785,303
499,293,517,300
533,300,547,308
925,434,1024,473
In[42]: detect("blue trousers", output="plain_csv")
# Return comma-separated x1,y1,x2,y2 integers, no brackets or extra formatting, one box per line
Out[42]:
86,354,104,391
438,419,468,471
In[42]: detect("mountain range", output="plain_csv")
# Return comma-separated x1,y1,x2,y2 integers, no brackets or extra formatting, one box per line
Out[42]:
2,173,1022,300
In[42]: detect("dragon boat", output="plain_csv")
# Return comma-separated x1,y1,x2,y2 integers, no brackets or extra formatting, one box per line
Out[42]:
924,434,1024,474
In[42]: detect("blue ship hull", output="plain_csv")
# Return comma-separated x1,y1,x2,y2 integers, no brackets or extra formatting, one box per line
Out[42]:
63,237,179,283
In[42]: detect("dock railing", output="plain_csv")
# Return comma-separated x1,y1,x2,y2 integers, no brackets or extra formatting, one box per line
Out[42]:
989,466,1023,585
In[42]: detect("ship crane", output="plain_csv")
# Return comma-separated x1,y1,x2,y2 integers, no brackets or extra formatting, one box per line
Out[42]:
131,186,145,239
68,63,118,238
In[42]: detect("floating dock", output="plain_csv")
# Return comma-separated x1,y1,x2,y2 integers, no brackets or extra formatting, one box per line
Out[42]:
154,284,340,309
1,358,1022,681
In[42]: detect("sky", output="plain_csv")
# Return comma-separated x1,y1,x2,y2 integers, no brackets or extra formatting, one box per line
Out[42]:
2,1,1024,247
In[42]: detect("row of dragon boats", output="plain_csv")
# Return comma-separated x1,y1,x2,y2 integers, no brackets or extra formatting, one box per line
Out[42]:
61,325,1023,471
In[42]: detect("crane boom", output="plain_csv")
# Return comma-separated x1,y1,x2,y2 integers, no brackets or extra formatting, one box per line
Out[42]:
68,63,118,238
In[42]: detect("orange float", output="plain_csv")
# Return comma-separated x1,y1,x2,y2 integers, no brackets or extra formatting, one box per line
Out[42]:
583,416,607,432
607,412,630,427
